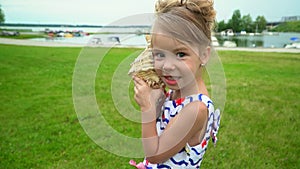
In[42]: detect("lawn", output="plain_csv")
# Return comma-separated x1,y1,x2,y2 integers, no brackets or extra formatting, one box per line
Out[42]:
0,44,299,168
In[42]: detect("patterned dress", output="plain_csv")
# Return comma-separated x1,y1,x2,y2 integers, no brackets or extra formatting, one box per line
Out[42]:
130,90,221,169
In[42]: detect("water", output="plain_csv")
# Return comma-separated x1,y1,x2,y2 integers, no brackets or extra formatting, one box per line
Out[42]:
216,32,300,48
30,33,148,47
1,25,300,48
34,32,300,48
1,25,150,46
0,25,150,33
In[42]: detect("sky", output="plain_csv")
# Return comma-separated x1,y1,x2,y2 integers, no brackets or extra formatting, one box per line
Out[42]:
1,0,299,25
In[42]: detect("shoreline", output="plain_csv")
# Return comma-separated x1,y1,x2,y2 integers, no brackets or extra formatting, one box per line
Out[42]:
0,37,299,53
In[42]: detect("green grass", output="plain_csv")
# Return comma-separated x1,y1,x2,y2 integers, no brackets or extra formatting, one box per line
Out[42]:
0,44,299,168
204,51,300,168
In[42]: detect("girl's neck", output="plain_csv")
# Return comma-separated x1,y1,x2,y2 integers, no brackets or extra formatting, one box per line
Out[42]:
171,79,208,100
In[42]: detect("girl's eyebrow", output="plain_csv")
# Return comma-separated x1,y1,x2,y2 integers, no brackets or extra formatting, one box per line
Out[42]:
173,46,188,52
152,45,189,53
151,48,163,52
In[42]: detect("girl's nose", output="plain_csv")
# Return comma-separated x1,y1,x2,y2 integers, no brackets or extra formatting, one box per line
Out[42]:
162,58,176,72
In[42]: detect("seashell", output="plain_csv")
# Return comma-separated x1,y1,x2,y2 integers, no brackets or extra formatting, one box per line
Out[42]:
128,35,165,89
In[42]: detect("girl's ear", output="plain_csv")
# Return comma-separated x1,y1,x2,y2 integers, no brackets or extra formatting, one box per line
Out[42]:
201,46,211,65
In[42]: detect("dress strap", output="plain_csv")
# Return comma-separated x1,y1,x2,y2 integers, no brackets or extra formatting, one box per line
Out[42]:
211,108,221,146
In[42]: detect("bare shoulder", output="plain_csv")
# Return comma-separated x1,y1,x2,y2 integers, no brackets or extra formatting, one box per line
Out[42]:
182,101,208,120
173,101,208,130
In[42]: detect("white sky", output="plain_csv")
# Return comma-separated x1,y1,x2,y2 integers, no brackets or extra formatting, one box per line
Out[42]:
1,0,300,25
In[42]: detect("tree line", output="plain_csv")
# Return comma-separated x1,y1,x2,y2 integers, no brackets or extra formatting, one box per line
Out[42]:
215,9,267,33
0,5,4,24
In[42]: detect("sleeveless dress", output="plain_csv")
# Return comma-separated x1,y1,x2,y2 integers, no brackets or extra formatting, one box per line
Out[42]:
130,90,221,169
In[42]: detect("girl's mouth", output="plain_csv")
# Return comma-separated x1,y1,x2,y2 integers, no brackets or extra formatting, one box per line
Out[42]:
163,76,179,85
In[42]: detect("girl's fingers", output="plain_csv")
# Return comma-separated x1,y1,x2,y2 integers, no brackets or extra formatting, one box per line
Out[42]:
134,85,138,93
133,76,146,86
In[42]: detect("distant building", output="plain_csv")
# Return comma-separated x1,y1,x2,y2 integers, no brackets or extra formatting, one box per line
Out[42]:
281,16,300,22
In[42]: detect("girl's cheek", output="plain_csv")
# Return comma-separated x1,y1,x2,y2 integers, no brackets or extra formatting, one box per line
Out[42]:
154,66,163,76
154,61,163,71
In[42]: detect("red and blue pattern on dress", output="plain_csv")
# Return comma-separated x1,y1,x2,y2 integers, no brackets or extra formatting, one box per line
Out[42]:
130,90,221,169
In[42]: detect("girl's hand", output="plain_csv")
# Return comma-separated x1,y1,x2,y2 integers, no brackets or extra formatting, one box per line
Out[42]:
133,76,165,114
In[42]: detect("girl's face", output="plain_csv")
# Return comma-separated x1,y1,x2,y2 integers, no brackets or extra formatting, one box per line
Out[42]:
152,34,207,91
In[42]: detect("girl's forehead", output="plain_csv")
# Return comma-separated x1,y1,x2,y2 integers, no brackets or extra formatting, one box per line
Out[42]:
151,33,201,57
152,34,189,48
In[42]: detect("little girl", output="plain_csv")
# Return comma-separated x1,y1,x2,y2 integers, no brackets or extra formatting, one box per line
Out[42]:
130,0,221,168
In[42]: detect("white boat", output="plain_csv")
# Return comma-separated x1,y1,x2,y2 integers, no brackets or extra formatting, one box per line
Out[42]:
223,41,237,48
220,29,234,36
285,37,300,48
226,29,234,36
211,36,220,47
240,31,247,35
284,42,300,49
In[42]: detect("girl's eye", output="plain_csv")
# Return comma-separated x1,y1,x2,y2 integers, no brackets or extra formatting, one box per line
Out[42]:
153,52,165,58
176,52,186,58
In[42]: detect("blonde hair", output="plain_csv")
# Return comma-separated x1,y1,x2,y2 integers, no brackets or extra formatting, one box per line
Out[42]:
153,0,216,42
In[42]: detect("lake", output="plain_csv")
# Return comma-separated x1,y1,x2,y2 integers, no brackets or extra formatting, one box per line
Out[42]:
32,32,300,48
1,25,300,48
216,32,300,48
31,33,149,47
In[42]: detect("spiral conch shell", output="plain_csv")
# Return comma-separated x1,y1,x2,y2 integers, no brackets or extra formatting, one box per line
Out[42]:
128,35,165,89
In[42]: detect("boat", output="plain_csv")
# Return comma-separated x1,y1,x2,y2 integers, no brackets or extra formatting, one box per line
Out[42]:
91,37,102,44
108,36,120,44
284,42,300,49
223,41,237,48
226,29,234,36
220,29,234,36
211,36,220,47
284,37,300,49
64,33,73,38
240,31,247,35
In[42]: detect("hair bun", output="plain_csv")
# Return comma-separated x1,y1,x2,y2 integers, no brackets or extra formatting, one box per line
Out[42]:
155,0,216,25
185,0,216,22
155,0,180,13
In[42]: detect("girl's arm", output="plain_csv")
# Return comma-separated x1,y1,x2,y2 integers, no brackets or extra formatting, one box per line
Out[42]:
133,77,208,164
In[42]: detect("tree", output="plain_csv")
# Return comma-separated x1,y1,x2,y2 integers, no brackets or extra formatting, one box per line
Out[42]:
241,14,253,33
0,5,5,24
215,20,228,32
229,9,242,33
216,10,268,33
255,16,267,33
